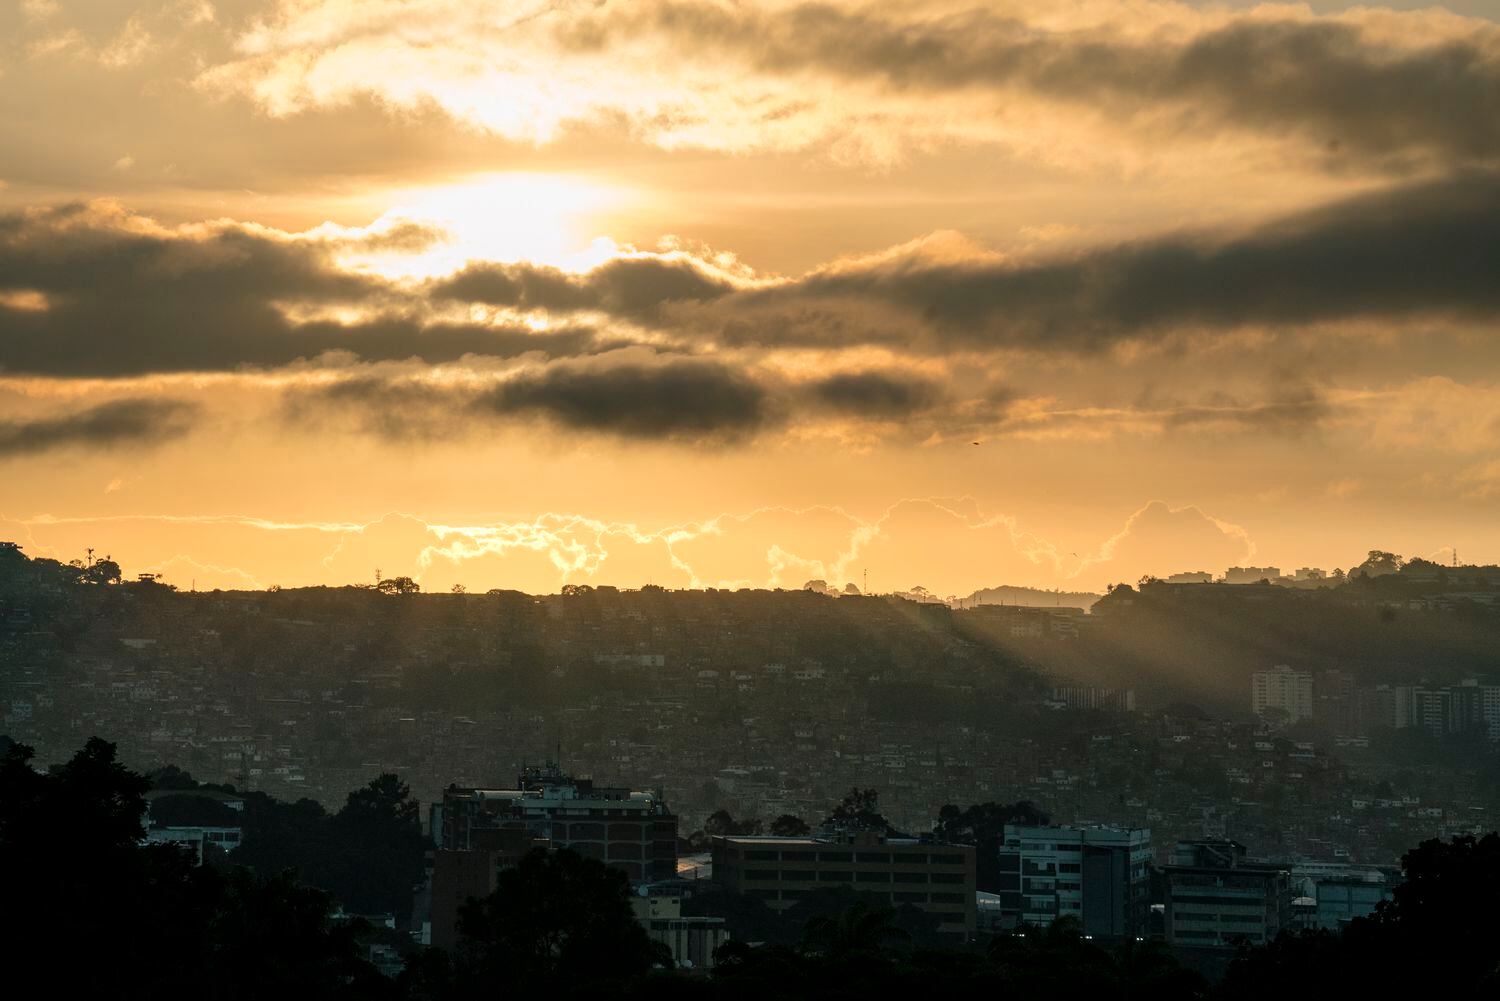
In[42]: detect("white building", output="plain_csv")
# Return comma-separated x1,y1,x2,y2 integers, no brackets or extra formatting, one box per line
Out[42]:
1252,665,1314,723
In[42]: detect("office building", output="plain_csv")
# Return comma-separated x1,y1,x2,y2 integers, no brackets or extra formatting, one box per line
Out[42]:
1315,878,1393,930
1163,840,1294,948
436,762,678,882
995,824,1152,939
711,831,976,937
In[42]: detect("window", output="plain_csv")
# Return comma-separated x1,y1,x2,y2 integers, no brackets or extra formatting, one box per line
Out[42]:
856,871,890,883
782,851,816,862
930,893,965,904
892,871,928,884
818,871,853,883
931,853,965,865
930,873,964,884
856,852,891,864
893,892,928,904
819,851,852,862
745,850,778,861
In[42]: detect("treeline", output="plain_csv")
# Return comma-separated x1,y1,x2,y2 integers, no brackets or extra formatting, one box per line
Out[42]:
149,766,428,919
7,740,1500,997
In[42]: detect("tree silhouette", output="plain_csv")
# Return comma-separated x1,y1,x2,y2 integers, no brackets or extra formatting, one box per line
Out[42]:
770,814,811,837
451,848,668,990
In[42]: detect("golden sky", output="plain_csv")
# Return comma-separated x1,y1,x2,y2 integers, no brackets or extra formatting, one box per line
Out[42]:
1,0,1498,594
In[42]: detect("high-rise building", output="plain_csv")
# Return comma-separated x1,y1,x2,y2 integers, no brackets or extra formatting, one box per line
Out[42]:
1050,687,1137,712
1162,840,1294,949
995,824,1152,939
436,762,679,883
710,830,976,938
1252,665,1314,723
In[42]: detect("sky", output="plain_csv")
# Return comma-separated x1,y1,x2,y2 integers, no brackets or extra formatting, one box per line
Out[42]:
1,0,1497,595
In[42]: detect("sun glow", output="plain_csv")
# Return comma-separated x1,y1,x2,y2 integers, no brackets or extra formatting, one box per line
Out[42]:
343,173,630,281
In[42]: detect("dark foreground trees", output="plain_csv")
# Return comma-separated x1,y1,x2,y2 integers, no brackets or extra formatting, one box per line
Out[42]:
1222,833,1500,996
0,738,395,1000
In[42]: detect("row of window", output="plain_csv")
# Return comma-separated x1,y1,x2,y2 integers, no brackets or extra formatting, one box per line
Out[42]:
744,889,968,905
740,849,965,865
745,870,966,885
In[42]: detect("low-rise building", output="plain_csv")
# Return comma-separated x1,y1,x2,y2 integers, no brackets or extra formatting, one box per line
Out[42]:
711,831,976,938
436,761,678,882
631,886,729,969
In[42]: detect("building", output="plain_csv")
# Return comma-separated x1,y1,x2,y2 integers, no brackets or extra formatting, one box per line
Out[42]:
995,825,1152,939
143,825,242,863
1164,571,1214,584
1315,877,1393,930
1163,840,1294,948
1225,566,1282,584
631,886,730,969
1252,666,1314,724
711,831,976,938
436,762,678,883
1049,687,1137,713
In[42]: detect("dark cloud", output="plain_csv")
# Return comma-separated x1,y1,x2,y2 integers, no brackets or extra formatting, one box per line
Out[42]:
294,358,773,442
475,359,769,440
8,172,1496,389
0,398,198,457
0,209,606,376
713,171,1500,351
565,5,1500,170
806,371,940,417
433,255,738,320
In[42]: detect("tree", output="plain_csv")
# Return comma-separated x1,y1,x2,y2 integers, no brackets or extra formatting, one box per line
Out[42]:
451,849,668,989
934,801,1050,892
377,576,420,594
824,788,899,834
1353,550,1404,578
330,773,427,918
770,814,810,837
801,900,909,960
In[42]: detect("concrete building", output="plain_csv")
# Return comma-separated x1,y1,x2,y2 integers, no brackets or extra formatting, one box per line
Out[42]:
1049,687,1137,713
711,831,976,938
1252,666,1314,724
631,886,730,969
436,762,678,883
143,825,242,863
995,825,1152,939
1315,878,1393,930
1163,841,1294,948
